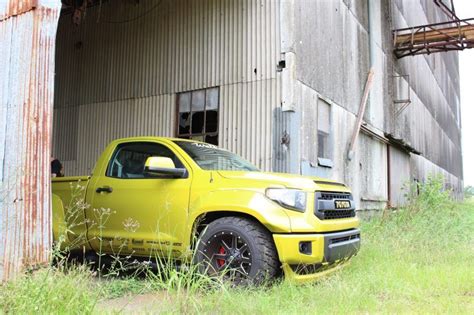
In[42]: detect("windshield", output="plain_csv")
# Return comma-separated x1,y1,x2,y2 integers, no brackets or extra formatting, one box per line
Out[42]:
174,141,259,172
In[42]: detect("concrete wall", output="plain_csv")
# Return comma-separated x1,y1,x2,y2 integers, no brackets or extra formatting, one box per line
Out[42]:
390,0,463,179
53,0,281,175
278,0,463,208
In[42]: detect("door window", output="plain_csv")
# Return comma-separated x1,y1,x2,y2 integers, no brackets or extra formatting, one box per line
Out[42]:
106,142,184,179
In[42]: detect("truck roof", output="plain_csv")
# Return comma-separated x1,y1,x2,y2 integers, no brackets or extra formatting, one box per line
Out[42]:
109,136,205,144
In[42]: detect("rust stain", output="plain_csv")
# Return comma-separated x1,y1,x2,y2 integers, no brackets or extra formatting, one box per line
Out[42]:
1,0,38,21
1,1,60,281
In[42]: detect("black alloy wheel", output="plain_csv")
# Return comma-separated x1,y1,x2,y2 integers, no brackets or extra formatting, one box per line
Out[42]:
195,216,280,285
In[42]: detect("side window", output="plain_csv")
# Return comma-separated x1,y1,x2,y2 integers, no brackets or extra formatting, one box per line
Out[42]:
177,87,219,145
106,142,184,179
317,98,332,160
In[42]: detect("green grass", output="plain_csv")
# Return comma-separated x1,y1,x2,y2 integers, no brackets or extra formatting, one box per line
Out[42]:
184,197,474,314
1,178,473,314
0,266,98,314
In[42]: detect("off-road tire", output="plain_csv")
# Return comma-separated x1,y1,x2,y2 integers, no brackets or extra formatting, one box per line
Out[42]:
195,216,280,285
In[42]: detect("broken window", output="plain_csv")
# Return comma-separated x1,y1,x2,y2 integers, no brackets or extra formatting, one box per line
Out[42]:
317,98,332,161
177,87,219,145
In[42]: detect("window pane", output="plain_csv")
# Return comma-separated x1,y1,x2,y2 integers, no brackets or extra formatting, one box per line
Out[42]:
318,131,329,159
191,135,205,142
191,111,205,134
177,87,219,145
179,92,191,113
205,134,218,145
192,90,205,112
205,110,218,133
206,87,219,110
179,112,191,135
174,141,259,171
318,98,331,134
107,142,184,179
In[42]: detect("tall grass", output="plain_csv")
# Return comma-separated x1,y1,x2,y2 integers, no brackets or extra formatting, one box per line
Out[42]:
189,176,474,314
0,266,98,314
1,176,473,314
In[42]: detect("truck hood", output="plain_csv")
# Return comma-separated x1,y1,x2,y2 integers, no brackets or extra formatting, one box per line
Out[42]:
216,171,349,192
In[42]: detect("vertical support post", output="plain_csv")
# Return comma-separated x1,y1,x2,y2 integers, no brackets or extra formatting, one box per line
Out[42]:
0,0,61,282
387,144,392,208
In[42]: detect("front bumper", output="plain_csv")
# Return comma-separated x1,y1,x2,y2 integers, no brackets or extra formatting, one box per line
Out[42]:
273,228,360,283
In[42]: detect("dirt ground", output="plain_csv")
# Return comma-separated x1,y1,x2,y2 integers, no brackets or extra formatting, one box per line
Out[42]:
97,293,169,313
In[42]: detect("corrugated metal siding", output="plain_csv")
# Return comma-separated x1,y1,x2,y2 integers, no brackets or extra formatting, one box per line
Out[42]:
55,0,279,105
0,0,36,20
220,79,279,172
53,0,281,175
55,95,175,175
0,0,61,281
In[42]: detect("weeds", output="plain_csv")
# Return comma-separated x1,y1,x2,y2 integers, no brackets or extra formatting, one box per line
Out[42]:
0,266,98,314
1,176,473,314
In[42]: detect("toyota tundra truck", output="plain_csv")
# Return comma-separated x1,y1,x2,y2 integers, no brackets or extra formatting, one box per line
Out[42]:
52,137,360,283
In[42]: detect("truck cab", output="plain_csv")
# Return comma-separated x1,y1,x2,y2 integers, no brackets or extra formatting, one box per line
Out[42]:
52,137,360,283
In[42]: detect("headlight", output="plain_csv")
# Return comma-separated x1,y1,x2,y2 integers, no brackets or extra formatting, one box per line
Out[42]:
265,188,307,212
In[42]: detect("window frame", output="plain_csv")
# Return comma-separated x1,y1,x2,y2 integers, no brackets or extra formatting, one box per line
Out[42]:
175,87,220,144
317,97,333,166
105,141,188,180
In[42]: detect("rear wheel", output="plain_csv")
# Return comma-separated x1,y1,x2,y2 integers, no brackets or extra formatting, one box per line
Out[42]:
195,216,280,285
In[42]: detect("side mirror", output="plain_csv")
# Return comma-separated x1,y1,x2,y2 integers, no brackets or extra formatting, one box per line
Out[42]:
144,157,187,178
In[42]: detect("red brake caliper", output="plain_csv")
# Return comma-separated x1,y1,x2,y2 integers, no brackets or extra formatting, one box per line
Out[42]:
217,246,226,267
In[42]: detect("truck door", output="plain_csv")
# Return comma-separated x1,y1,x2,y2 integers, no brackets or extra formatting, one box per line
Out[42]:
85,141,192,257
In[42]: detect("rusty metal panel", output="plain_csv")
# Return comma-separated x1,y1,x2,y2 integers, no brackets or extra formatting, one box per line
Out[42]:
53,0,281,175
0,0,37,21
0,0,61,281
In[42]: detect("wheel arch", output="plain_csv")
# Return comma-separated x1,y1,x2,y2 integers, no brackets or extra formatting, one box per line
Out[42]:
190,210,272,248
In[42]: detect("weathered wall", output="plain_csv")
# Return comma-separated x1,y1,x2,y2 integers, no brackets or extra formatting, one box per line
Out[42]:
278,0,463,208
53,0,281,175
390,0,463,180
53,0,464,209
0,0,61,281
277,0,388,209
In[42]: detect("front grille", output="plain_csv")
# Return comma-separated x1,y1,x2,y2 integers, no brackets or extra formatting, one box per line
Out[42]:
330,233,360,244
322,210,355,220
319,192,352,200
315,191,355,220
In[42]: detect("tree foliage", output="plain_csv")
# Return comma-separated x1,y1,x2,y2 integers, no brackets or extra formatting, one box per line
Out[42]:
465,186,474,199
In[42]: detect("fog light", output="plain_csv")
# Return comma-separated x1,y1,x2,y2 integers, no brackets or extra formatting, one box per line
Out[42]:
299,241,312,255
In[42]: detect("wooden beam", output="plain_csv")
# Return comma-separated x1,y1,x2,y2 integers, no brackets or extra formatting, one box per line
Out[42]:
348,69,375,160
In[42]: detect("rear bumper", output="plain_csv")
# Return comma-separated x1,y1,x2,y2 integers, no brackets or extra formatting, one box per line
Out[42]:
273,229,360,283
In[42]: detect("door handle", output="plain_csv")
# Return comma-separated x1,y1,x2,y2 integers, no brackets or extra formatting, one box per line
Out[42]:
96,186,113,194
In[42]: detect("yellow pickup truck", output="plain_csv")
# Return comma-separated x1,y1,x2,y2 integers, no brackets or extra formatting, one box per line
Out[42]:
52,137,360,283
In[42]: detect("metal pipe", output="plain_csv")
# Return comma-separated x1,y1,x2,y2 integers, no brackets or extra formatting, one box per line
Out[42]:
368,0,376,68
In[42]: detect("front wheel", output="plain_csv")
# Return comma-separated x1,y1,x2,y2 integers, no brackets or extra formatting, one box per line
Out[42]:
195,216,280,285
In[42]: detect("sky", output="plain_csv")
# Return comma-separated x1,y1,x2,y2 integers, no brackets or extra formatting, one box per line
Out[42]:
456,1,474,186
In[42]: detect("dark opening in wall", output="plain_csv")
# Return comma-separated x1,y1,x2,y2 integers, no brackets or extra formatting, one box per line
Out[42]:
177,87,219,145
